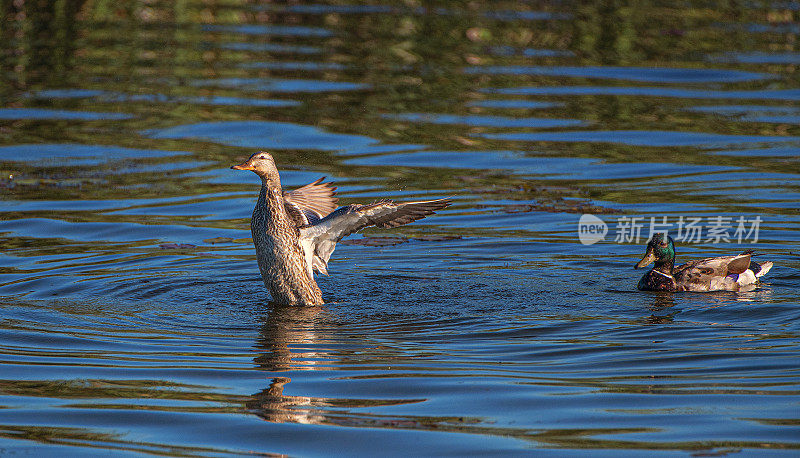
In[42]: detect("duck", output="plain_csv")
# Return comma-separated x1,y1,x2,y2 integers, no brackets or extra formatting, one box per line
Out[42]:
231,151,451,305
634,233,772,292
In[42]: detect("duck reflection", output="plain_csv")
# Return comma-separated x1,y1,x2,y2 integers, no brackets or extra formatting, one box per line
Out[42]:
648,292,676,310
248,303,427,427
643,292,676,324
641,284,775,325
249,375,323,425
253,302,329,372
731,287,773,303
248,303,331,424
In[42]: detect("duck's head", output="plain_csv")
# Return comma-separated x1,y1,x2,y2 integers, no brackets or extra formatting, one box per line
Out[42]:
231,151,281,185
635,232,675,270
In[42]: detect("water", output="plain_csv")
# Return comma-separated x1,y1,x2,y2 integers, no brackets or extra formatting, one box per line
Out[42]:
1,1,799,456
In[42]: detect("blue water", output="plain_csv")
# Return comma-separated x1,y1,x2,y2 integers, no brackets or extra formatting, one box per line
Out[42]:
382,112,586,128
144,121,378,151
0,108,133,120
465,65,773,83
31,89,302,108
486,86,800,100
1,1,799,456
480,130,800,147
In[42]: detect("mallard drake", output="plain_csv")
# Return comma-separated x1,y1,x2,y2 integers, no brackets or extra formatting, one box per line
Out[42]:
231,151,451,305
634,233,772,292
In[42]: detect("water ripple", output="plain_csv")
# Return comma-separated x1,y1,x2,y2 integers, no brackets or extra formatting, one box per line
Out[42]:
0,144,189,166
143,121,377,151
486,86,800,101
0,108,132,121
191,77,369,92
31,89,301,108
201,24,333,37
1,2,799,456
480,130,800,147
467,66,773,83
382,112,585,128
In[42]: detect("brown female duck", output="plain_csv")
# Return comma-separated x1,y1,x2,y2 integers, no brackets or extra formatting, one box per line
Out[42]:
232,151,451,305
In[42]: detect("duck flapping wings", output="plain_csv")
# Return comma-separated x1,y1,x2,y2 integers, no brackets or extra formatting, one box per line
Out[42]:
298,198,451,278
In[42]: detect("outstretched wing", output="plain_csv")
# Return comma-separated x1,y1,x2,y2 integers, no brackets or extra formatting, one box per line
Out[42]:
298,198,451,278
283,177,338,227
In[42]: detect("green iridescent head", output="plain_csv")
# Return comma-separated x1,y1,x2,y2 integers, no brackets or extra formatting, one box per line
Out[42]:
635,232,675,270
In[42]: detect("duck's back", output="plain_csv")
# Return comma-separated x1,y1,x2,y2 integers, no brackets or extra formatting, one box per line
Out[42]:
673,253,768,292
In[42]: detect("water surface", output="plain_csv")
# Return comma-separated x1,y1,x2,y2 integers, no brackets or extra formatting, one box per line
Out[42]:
1,1,799,456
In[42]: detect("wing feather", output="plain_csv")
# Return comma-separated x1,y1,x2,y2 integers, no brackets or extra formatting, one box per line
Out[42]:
673,252,754,290
726,252,752,275
283,177,338,227
299,198,451,276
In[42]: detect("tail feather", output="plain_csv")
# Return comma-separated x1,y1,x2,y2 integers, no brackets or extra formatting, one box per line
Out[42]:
755,261,773,278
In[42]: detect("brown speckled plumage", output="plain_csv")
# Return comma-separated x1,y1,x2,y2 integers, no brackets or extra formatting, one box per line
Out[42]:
635,234,773,292
232,151,451,305
252,183,324,305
